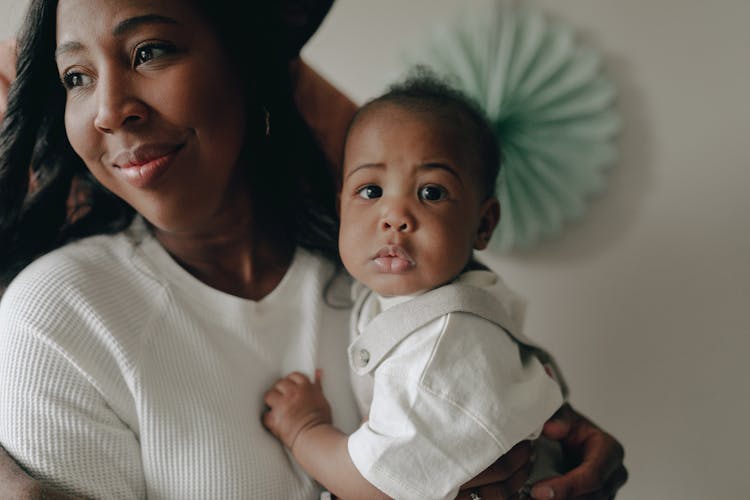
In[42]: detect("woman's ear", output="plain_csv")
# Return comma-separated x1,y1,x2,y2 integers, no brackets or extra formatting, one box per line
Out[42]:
473,197,500,250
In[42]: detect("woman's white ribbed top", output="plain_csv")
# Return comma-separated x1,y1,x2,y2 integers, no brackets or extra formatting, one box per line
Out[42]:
0,223,359,499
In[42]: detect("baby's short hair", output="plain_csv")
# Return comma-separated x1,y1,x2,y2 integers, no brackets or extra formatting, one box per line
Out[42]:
349,66,501,199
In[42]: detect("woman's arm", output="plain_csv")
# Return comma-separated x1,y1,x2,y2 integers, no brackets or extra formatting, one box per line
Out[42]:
0,326,145,499
0,330,144,499
290,57,358,174
0,269,145,499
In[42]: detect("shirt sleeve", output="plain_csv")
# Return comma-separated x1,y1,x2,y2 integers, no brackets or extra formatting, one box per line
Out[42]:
348,312,563,500
0,273,145,499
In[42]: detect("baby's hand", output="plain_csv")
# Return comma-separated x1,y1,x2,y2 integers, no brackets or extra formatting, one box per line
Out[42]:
262,370,332,450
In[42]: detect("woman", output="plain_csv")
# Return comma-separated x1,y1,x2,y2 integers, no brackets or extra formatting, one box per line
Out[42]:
0,0,626,498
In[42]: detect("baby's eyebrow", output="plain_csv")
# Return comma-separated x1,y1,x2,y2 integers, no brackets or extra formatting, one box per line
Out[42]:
419,162,464,186
344,163,385,180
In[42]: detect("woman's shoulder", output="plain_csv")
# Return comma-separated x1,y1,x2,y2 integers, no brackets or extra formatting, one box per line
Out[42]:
7,229,154,291
1,230,166,343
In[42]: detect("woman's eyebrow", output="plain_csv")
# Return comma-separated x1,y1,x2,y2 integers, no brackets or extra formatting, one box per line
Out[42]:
56,15,180,60
55,41,83,59
112,14,180,37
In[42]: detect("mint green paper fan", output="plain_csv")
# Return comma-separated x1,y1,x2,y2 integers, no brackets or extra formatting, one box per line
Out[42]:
397,0,620,252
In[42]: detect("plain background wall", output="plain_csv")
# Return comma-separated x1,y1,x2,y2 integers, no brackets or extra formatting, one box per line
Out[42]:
0,1,24,39
1,1,748,498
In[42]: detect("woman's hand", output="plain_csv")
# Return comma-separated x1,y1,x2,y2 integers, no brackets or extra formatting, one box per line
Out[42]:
0,38,16,123
455,404,626,500
262,370,333,451
455,440,533,500
529,404,628,499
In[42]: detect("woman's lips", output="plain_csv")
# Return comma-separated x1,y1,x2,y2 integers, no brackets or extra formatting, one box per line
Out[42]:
112,143,184,189
373,245,416,273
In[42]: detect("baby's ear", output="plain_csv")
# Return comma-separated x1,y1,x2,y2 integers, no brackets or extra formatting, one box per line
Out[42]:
473,197,500,250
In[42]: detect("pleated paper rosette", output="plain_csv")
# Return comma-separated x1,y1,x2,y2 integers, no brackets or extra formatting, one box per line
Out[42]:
397,0,621,252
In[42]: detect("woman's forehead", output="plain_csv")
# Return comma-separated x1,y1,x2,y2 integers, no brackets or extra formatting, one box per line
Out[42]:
56,0,194,43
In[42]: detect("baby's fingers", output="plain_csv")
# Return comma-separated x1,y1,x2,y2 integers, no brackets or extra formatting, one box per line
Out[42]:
261,406,280,435
287,371,311,385
263,387,281,407
274,378,299,395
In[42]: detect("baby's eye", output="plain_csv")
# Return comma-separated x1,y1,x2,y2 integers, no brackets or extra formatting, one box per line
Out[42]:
419,185,447,201
357,185,383,199
133,43,175,67
61,71,92,90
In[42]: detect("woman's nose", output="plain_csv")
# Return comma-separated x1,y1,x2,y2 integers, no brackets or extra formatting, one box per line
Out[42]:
94,76,148,134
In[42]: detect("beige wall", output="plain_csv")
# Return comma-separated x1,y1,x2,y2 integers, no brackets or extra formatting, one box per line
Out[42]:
2,1,749,498
0,0,25,39
304,1,750,498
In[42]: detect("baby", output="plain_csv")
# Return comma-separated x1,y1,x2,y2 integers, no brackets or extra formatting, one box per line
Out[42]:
263,72,565,500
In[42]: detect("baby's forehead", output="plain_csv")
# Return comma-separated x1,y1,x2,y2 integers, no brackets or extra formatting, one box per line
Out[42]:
353,100,469,134
348,102,480,168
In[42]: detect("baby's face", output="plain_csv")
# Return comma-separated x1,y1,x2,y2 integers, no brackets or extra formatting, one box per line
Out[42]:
339,104,498,296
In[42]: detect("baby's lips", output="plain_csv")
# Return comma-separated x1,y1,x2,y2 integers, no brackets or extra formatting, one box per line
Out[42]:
373,244,415,264
372,246,416,273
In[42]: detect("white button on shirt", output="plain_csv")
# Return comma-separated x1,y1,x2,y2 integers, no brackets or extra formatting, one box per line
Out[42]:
357,348,370,367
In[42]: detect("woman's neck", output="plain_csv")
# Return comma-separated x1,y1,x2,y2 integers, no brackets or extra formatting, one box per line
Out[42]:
152,213,294,302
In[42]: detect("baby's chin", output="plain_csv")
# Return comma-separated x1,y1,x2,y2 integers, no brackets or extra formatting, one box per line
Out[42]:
348,262,460,297
359,276,437,298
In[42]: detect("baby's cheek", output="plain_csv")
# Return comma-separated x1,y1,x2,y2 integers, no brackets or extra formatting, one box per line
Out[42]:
338,215,364,261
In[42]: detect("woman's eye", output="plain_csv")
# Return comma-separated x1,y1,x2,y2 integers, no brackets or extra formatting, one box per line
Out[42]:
61,71,91,90
133,43,174,67
357,185,383,200
419,185,447,201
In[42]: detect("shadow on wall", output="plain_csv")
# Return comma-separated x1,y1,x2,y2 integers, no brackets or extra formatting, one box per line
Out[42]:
507,50,654,264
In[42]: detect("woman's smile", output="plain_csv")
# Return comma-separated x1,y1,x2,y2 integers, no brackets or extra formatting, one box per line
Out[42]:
110,142,185,189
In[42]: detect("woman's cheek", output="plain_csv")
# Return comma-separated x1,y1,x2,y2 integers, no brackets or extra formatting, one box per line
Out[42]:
65,105,95,167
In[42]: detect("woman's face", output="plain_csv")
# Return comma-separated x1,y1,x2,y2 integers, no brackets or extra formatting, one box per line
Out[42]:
56,0,248,233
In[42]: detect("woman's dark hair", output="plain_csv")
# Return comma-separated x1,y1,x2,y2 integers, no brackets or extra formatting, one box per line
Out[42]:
0,0,339,286
347,66,501,200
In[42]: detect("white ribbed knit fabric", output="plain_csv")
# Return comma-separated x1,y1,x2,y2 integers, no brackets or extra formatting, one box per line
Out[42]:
0,221,360,499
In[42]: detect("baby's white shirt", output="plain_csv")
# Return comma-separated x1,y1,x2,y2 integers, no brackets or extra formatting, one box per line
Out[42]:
346,271,564,500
